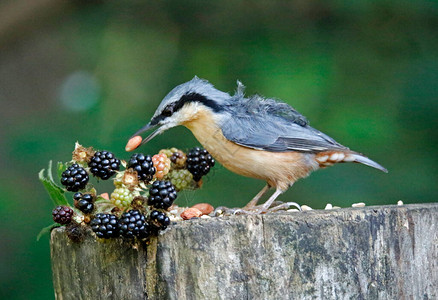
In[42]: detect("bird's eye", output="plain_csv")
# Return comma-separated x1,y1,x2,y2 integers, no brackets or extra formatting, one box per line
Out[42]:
162,104,174,117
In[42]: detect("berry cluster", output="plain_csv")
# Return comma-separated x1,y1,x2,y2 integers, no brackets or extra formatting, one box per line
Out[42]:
61,164,89,192
119,210,149,239
168,169,193,191
148,180,177,209
152,154,171,180
150,210,171,230
127,153,156,182
88,151,120,180
73,192,94,214
170,150,187,168
110,187,136,209
186,147,215,181
52,206,74,224
90,213,119,239
43,143,215,243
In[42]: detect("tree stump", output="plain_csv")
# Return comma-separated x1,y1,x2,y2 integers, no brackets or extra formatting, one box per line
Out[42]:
51,203,438,299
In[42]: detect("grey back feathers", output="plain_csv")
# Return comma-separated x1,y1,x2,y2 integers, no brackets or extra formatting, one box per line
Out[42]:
157,77,349,153
219,81,348,153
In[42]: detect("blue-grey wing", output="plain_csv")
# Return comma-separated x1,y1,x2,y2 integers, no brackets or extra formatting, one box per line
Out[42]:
220,113,348,152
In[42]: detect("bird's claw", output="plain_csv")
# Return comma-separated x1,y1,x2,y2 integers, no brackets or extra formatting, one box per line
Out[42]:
266,201,302,212
211,201,301,216
211,206,256,216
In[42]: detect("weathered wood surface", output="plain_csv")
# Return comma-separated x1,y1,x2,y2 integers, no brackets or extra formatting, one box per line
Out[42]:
51,203,438,300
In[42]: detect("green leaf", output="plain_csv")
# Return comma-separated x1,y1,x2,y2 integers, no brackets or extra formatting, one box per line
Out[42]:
37,223,61,241
57,161,66,182
39,161,69,206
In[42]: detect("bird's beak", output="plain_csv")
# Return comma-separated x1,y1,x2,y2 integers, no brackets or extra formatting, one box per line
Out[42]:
130,122,162,146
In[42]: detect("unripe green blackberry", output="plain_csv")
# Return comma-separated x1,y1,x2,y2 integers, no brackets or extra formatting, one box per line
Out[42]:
127,153,156,182
110,187,136,209
158,147,180,157
73,192,94,214
186,147,215,181
150,210,170,230
158,148,173,158
90,213,119,239
167,169,193,191
88,150,120,180
148,180,177,209
52,206,74,225
119,210,150,239
60,163,89,192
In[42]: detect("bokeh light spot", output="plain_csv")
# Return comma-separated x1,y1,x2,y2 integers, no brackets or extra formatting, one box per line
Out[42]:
59,71,100,111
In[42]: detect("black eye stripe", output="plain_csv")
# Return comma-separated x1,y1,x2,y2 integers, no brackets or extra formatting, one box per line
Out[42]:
157,92,224,122
178,92,224,113
162,104,175,116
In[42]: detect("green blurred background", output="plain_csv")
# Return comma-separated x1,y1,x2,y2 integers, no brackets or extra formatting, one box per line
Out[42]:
1,0,437,299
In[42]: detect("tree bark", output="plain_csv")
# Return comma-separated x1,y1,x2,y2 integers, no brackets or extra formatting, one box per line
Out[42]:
51,203,438,299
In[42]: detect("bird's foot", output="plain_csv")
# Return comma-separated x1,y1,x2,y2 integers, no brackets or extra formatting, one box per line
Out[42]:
211,201,301,216
211,206,258,216
266,201,301,213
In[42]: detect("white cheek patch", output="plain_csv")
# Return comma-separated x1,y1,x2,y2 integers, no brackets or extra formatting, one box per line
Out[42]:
175,102,201,124
172,112,184,124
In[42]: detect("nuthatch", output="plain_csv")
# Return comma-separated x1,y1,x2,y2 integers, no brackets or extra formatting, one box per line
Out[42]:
128,77,387,213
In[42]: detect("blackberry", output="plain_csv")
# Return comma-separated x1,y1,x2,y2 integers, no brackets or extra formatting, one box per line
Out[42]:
186,147,215,181
148,180,177,209
73,192,94,214
167,169,193,191
88,150,120,180
170,150,187,168
127,153,156,182
158,148,174,158
90,213,119,239
152,153,171,180
52,206,74,225
150,210,170,230
119,210,150,239
110,187,136,209
61,164,89,192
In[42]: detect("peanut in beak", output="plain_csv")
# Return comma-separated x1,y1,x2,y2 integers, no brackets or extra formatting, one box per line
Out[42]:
125,135,143,152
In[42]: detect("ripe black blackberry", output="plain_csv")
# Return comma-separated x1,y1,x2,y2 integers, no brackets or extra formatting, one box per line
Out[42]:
119,210,150,239
127,153,156,182
61,163,89,192
150,210,171,230
186,147,215,181
88,150,121,180
73,192,94,214
52,206,74,225
90,213,119,239
148,180,177,209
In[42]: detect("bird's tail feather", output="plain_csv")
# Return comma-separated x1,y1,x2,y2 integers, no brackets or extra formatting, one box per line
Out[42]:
348,153,388,173
315,151,388,173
